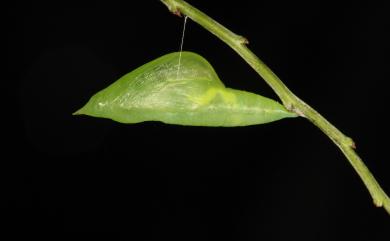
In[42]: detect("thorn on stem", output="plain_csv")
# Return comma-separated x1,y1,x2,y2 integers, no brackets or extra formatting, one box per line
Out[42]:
173,9,182,17
345,137,356,149
351,141,356,149
161,0,182,17
239,36,249,45
237,35,249,44
373,198,383,207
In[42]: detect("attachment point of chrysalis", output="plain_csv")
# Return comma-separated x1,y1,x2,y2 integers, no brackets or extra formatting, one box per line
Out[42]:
287,103,305,118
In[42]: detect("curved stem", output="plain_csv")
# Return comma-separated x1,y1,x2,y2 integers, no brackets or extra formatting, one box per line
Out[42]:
161,0,390,214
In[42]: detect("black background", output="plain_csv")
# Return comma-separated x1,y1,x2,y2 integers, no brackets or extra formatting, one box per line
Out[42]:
4,0,390,240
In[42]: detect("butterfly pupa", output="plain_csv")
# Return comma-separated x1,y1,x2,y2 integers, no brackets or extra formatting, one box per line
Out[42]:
74,52,297,126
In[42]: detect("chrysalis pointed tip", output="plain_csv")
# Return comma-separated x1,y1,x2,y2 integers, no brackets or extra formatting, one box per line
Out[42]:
72,107,85,116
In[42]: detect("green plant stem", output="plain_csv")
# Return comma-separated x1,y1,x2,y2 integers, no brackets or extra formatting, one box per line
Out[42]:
161,0,390,214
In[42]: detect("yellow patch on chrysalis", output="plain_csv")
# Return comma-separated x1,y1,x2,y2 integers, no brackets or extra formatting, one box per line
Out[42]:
219,89,236,105
188,87,237,107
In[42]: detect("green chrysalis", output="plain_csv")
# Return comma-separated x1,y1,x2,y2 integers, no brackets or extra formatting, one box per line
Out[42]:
74,52,297,126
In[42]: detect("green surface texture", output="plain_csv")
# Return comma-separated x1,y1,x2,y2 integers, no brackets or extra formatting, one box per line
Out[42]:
75,52,296,126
